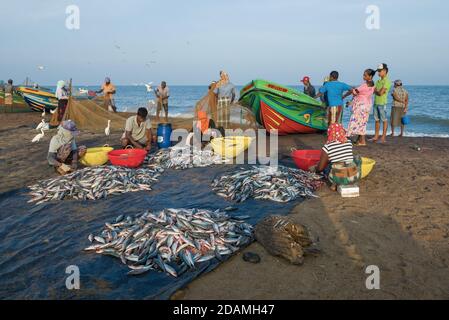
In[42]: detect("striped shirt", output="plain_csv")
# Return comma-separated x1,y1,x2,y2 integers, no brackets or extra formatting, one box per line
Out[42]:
322,141,354,163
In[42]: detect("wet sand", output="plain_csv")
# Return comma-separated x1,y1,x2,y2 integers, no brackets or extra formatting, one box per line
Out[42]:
1,112,448,299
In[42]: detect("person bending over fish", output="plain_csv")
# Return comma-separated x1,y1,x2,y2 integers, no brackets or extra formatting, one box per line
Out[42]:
309,123,361,190
121,107,153,150
47,120,86,175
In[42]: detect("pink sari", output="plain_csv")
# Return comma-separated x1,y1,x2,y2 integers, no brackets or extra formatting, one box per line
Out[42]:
347,83,374,136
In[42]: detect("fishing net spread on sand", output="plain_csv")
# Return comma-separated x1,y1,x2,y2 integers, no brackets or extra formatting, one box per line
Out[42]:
50,97,128,132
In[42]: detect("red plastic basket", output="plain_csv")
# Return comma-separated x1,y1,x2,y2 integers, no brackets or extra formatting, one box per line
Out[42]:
107,149,147,168
291,149,321,171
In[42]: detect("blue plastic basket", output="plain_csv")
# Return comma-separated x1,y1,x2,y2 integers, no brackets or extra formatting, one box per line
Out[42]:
401,115,410,125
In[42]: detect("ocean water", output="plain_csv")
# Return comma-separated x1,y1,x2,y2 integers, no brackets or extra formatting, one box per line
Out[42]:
73,85,449,138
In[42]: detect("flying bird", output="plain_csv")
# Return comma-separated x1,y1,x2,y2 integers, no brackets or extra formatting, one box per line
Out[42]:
32,128,45,143
37,66,45,71
145,83,153,92
105,120,111,136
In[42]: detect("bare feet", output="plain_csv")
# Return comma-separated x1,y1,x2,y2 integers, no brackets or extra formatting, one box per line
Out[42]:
368,137,378,143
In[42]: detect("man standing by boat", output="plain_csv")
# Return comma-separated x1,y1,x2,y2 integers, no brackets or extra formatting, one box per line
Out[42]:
301,76,316,98
55,80,69,123
96,77,117,112
370,63,392,143
154,81,170,123
214,71,238,130
4,79,14,108
315,71,352,125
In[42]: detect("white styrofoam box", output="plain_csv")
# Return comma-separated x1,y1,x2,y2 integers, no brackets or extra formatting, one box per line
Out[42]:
338,185,360,198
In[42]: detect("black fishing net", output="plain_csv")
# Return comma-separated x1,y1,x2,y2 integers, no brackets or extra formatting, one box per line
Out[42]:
0,164,299,300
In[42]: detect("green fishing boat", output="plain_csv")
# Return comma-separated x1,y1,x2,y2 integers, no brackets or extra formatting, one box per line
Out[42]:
239,79,327,134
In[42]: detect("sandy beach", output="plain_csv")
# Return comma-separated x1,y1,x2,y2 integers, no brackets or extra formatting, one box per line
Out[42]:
0,112,448,299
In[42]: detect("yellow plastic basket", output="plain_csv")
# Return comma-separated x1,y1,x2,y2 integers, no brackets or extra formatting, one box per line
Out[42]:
361,157,376,179
210,136,253,159
80,146,114,167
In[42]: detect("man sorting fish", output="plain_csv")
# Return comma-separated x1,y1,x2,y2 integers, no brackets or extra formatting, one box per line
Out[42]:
47,120,86,175
121,107,153,150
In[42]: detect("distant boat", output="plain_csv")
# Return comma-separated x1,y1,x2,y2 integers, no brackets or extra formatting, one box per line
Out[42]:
78,88,89,95
16,86,58,112
17,86,97,112
239,79,327,135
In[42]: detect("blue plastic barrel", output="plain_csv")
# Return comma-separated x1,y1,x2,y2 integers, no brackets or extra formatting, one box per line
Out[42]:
401,115,410,125
157,123,172,149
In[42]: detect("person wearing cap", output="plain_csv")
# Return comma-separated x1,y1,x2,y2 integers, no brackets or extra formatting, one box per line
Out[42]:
390,79,409,137
315,71,353,125
47,120,87,175
96,77,117,112
301,76,316,98
371,63,392,143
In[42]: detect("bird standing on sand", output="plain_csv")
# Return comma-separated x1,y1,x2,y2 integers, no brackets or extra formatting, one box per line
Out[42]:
41,109,46,117
32,128,45,143
105,120,111,136
36,119,49,131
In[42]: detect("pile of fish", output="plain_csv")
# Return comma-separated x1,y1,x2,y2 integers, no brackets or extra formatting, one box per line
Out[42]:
84,208,253,277
146,146,226,170
28,166,163,204
212,165,323,203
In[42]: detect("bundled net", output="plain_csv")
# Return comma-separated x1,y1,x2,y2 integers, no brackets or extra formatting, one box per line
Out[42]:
193,87,259,132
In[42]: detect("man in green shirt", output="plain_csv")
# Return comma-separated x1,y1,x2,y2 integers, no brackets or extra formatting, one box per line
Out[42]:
370,63,392,143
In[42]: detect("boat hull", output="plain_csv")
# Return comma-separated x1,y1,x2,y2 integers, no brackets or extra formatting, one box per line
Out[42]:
16,86,96,112
16,87,58,112
239,80,327,135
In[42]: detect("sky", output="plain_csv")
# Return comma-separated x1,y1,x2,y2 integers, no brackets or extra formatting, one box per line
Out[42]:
1,0,448,86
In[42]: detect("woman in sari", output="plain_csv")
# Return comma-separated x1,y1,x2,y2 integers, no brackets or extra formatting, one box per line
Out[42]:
345,69,376,146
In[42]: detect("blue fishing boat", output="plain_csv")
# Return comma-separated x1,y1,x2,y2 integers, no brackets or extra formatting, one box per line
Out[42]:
16,86,97,112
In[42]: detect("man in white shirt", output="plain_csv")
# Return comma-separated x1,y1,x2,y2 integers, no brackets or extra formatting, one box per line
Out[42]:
121,108,153,150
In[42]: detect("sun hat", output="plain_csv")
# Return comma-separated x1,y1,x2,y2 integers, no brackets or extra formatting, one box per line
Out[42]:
61,120,80,135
